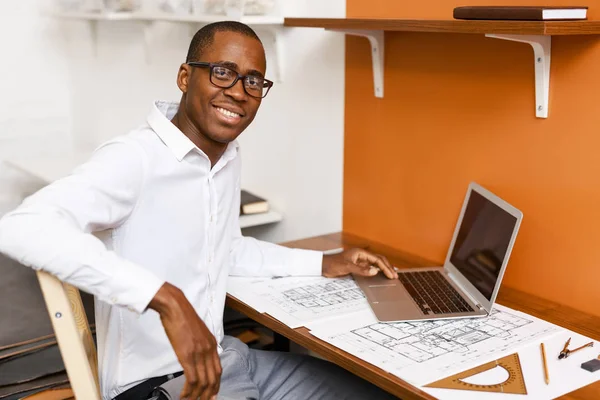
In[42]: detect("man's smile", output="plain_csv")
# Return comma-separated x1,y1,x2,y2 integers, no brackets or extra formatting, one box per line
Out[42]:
213,104,244,125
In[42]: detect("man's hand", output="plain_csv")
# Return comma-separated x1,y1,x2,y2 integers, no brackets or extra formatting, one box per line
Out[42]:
322,248,398,279
149,283,221,400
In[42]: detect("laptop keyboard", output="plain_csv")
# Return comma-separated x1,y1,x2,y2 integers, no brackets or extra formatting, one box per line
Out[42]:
398,270,475,315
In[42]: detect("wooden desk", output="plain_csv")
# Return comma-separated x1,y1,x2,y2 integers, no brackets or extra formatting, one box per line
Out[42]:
226,232,600,400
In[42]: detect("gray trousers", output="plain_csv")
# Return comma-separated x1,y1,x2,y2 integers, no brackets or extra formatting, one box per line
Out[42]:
154,336,398,400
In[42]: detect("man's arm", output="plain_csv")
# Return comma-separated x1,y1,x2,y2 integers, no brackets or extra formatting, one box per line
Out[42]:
148,283,222,400
229,226,397,279
229,232,323,277
1,140,223,400
0,139,163,313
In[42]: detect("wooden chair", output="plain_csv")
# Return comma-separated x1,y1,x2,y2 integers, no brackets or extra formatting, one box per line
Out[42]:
36,271,101,400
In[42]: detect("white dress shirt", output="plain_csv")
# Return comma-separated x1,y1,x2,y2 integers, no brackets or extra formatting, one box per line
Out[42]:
0,101,323,400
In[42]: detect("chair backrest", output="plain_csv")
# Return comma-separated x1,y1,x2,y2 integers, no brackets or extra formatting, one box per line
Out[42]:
36,270,101,400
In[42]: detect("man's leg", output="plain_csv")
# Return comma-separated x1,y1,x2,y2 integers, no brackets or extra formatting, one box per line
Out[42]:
216,336,259,400
152,336,259,400
154,336,398,400
237,337,398,400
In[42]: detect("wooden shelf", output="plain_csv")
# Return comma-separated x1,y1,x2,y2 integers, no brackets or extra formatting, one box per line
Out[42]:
284,18,600,35
284,17,600,118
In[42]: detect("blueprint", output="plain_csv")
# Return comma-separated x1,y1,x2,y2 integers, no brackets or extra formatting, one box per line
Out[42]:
226,276,369,328
309,304,562,386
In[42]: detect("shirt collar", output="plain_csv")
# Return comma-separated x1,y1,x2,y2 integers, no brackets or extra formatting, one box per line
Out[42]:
147,100,196,161
146,100,240,163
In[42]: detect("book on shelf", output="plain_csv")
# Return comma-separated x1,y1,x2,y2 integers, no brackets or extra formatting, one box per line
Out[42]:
240,189,269,215
453,6,588,21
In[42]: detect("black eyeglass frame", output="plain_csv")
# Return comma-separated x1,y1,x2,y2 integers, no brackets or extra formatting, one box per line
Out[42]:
187,61,274,99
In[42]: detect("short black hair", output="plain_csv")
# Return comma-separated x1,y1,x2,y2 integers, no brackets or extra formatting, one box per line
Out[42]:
185,21,262,63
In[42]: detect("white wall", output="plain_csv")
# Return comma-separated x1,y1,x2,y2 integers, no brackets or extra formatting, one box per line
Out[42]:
0,0,346,243
0,1,72,157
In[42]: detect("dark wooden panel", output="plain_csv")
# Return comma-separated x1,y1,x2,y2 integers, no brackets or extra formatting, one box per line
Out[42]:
284,18,600,36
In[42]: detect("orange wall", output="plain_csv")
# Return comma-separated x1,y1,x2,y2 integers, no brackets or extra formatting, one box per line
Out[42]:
343,0,600,316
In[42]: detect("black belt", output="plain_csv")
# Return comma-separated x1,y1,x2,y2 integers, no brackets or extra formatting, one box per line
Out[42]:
113,371,184,400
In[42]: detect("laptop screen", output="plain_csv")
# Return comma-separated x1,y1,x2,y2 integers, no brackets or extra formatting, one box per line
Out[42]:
449,191,518,300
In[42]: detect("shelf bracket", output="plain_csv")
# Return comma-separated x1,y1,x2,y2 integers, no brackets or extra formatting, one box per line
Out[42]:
485,34,551,118
329,29,384,98
246,26,285,83
273,27,285,83
265,26,285,83
142,21,155,64
89,20,99,57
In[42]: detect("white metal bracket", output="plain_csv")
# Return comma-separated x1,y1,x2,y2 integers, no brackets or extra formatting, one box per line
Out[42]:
329,29,384,98
272,26,285,83
485,34,551,118
89,20,98,57
255,26,285,83
143,21,155,64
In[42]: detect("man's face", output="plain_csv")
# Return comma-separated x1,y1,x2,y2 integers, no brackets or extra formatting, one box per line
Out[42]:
181,31,267,144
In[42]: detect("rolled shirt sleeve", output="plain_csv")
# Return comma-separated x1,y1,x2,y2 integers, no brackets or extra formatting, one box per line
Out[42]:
0,139,164,314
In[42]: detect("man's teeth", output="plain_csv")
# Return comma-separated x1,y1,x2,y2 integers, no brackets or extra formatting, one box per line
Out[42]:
216,107,240,118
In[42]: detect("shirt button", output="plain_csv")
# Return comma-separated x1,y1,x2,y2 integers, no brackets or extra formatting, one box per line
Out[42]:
208,256,212,263
210,215,214,223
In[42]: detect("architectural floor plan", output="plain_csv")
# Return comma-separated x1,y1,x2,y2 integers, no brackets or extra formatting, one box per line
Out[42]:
309,304,561,386
227,276,369,328
352,308,531,363
280,277,365,309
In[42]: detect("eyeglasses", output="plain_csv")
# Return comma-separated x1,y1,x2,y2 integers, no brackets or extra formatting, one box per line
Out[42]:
187,62,273,99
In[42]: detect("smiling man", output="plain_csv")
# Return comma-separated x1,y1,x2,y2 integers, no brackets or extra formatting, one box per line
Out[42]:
172,28,268,165
0,22,398,400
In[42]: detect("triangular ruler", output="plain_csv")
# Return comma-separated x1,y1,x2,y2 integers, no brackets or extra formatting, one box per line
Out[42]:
424,353,527,395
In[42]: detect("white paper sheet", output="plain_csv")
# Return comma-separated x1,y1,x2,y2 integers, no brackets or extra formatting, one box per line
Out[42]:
309,304,563,387
226,277,271,313
227,276,370,328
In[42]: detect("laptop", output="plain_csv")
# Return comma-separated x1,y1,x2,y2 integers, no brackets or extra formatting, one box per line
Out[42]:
355,182,523,322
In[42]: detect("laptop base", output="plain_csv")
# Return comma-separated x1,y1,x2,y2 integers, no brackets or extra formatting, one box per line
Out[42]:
355,268,488,323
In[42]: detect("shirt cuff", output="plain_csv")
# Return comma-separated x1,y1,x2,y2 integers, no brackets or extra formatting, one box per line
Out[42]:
108,258,165,314
286,249,323,277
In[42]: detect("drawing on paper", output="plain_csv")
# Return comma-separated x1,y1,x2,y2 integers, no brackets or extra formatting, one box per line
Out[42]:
264,276,367,317
281,279,365,309
310,304,561,386
351,309,531,363
254,276,370,325
227,276,371,328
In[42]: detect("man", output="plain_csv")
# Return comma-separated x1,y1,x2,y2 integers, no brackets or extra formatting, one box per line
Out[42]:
0,22,398,400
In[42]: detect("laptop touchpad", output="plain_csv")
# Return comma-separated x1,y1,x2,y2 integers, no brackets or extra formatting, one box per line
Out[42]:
369,283,402,302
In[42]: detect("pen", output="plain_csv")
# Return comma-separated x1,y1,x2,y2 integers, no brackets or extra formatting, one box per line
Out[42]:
541,342,550,385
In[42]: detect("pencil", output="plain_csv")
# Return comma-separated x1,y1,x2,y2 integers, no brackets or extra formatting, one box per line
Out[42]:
541,342,550,384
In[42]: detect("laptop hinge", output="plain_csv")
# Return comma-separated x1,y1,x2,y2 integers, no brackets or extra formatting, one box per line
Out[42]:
446,271,489,313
